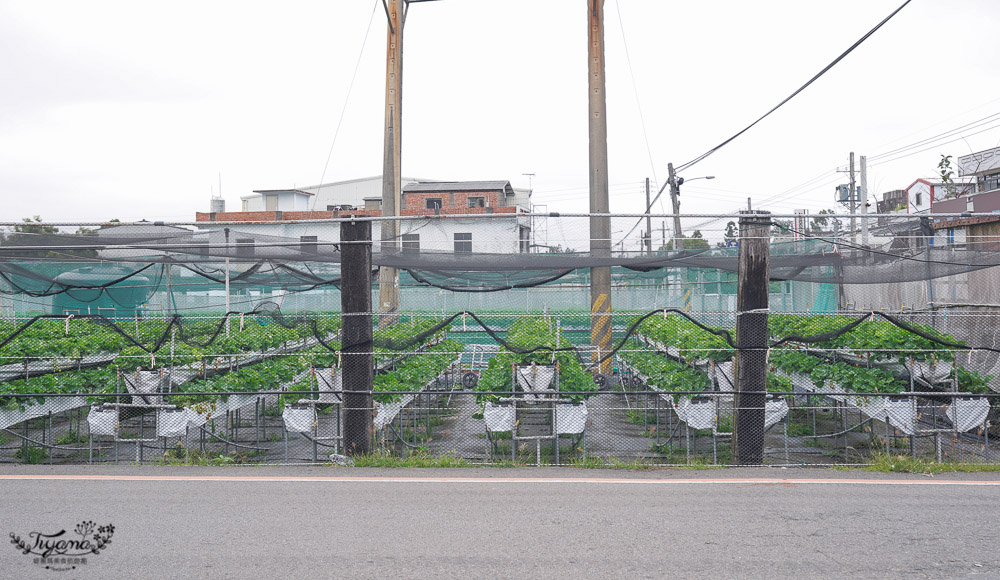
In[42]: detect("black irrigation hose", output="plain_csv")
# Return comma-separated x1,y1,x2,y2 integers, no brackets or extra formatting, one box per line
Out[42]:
194,425,267,451
769,309,1000,354
405,268,575,293
769,312,875,348
0,427,91,452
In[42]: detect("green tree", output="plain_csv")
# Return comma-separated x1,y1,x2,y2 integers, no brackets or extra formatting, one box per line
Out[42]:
1,216,96,259
660,233,710,251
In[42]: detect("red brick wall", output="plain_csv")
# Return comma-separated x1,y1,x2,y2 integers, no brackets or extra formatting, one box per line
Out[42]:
403,190,501,211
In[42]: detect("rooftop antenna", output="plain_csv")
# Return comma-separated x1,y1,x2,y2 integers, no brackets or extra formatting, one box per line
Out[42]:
522,172,535,192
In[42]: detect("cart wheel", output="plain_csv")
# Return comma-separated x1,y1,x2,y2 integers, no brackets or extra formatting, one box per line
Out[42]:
462,372,479,388
593,373,608,389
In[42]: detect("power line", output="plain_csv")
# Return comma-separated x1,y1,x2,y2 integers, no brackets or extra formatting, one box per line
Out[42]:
674,0,913,174
613,0,661,212
311,0,380,211
867,111,1000,162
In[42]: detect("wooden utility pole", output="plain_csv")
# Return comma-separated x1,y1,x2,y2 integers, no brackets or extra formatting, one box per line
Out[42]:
733,209,771,465
644,177,652,254
860,155,869,248
341,219,374,455
588,0,611,374
379,0,405,327
849,152,857,245
668,163,683,250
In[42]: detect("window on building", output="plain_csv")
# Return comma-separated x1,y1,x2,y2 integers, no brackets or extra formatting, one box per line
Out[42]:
401,233,420,253
948,228,955,246
426,198,443,210
467,197,485,208
519,226,530,253
983,172,1000,193
915,191,922,206
454,232,472,253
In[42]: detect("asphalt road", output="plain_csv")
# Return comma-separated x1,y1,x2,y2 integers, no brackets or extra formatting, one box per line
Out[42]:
2,466,999,579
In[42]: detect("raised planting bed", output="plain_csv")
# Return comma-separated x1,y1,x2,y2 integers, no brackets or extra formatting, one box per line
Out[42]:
474,317,598,403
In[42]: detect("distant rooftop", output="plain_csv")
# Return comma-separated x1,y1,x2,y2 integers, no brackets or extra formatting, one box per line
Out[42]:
251,189,315,196
403,181,513,193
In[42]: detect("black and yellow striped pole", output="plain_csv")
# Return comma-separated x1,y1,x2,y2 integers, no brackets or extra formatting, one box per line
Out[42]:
588,0,612,374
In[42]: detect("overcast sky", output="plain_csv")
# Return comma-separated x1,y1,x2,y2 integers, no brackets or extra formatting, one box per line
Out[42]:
3,0,1000,239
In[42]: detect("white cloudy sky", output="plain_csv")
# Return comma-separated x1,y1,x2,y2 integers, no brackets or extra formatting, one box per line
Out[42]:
3,0,1000,238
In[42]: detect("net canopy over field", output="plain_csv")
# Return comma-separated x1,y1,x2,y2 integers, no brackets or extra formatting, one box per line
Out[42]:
2,213,1000,467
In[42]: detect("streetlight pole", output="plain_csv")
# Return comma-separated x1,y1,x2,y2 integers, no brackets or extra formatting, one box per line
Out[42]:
668,163,683,251
667,164,714,250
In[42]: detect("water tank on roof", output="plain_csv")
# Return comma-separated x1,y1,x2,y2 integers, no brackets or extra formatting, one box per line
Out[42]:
210,198,226,213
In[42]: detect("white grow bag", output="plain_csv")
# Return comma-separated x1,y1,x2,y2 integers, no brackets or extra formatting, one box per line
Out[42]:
946,397,991,433
515,364,556,393
765,397,789,431
315,368,343,402
374,395,414,430
87,406,118,436
483,402,515,432
156,408,189,438
555,403,588,434
673,396,717,430
282,405,317,433
885,397,916,435
846,395,889,422
0,396,88,431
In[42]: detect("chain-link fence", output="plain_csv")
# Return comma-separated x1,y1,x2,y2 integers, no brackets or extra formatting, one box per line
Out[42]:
1,213,999,466
0,310,997,466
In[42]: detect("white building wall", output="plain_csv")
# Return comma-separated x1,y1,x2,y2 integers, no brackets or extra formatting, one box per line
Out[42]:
907,181,932,213
196,217,525,254
237,177,532,212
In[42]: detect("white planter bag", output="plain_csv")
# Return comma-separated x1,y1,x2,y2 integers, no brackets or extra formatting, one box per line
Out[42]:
316,368,343,402
87,406,118,436
156,408,189,438
713,361,735,390
847,395,888,422
374,395,413,430
515,364,556,393
946,397,991,433
907,359,951,385
674,397,716,430
483,402,515,432
282,405,316,433
556,403,587,434
886,397,916,435
764,397,789,431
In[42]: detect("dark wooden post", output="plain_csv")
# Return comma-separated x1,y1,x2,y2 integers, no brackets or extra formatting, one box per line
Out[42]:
733,210,771,465
341,219,374,455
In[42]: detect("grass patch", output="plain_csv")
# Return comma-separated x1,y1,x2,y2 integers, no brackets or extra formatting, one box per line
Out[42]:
14,445,48,464
155,443,262,466
347,449,472,468
56,429,82,445
856,452,1000,473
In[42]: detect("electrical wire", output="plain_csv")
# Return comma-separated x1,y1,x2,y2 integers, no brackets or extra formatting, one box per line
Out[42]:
675,0,913,174
311,0,380,210
613,0,661,212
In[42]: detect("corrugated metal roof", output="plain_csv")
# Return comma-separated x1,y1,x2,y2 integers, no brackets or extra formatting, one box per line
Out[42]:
402,181,512,193
251,189,315,196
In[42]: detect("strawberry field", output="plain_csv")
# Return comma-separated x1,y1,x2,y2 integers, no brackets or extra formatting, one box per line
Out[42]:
0,308,996,466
